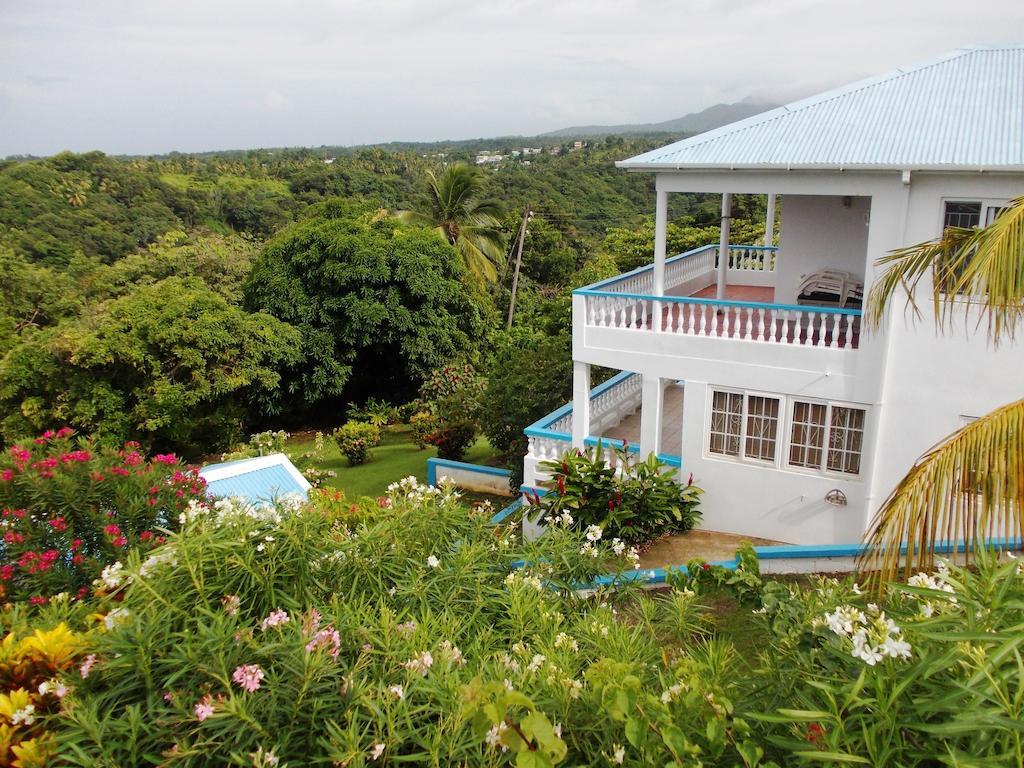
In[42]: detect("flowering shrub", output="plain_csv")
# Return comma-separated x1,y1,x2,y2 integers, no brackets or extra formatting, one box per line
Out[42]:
418,364,484,461
536,445,703,546
332,421,382,466
0,430,206,604
5,474,1023,766
0,622,83,766
220,430,337,488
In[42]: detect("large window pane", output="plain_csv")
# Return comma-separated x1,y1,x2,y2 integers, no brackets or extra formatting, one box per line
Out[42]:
744,395,780,462
709,391,742,456
789,401,826,468
827,406,865,474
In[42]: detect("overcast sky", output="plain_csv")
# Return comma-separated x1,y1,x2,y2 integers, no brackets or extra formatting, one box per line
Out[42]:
2,1,1022,157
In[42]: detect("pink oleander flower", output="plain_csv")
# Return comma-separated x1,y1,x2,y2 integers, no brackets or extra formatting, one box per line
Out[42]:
55,426,75,438
1,469,12,481
80,654,97,678
154,453,179,464
113,536,127,547
306,626,341,659
194,695,214,721
261,609,290,630
302,608,322,634
232,664,265,692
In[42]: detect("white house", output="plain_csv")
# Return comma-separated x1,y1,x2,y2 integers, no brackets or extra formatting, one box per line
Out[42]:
521,45,1024,546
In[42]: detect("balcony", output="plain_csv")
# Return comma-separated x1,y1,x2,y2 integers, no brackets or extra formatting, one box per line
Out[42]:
572,245,863,363
523,371,682,488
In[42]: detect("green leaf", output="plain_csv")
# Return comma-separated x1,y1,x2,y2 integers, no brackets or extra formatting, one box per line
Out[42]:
792,750,871,763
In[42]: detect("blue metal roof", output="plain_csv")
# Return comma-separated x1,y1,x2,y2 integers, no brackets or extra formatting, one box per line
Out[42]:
200,455,309,507
618,45,1024,172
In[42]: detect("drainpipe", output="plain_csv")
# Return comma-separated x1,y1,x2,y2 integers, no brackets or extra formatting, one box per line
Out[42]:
716,192,732,301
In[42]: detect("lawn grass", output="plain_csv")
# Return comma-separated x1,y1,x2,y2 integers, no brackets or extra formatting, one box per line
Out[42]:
288,425,504,500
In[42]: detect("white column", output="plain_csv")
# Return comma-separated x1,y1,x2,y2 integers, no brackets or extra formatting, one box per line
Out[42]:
764,193,776,246
639,374,663,457
653,189,668,333
571,361,591,449
716,192,732,300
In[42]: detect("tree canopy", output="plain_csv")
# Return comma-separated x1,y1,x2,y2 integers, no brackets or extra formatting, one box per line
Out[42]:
244,201,485,415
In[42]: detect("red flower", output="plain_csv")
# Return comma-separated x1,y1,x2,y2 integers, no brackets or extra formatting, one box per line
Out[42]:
104,524,121,537
71,538,82,550
3,531,25,544
147,498,157,506
807,723,825,744
557,476,565,495
154,453,178,464
49,516,67,532
29,596,48,606
72,554,85,566
91,471,105,482
608,499,615,511
687,472,694,486
0,565,14,580
139,531,154,542
148,486,159,495
1,469,12,481
8,446,31,465
123,451,143,467
76,586,89,599
113,536,127,547
701,563,711,571
55,427,75,438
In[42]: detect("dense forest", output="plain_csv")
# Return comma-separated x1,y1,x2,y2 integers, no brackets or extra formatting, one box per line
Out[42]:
0,138,770,468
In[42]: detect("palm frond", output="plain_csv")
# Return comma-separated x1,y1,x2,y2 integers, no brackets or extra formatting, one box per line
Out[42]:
866,195,1024,343
859,399,1024,585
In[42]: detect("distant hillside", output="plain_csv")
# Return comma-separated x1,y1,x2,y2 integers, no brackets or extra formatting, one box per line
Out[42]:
541,101,777,139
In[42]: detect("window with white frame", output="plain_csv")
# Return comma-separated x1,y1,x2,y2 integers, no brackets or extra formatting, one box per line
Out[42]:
708,390,781,463
943,200,982,230
787,400,866,476
708,391,742,456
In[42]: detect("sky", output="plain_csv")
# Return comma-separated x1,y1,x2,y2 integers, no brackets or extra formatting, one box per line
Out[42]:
2,0,1023,157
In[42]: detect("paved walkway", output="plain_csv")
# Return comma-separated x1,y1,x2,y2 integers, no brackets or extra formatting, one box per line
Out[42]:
637,529,785,569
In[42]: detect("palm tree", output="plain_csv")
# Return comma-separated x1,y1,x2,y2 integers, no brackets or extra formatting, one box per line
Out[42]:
397,163,505,283
859,196,1024,582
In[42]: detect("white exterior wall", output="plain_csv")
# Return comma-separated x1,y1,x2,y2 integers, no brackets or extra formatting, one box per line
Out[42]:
774,195,872,305
869,172,1024,519
566,168,1024,545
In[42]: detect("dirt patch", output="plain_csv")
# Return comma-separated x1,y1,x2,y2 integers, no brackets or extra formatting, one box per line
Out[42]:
638,530,786,570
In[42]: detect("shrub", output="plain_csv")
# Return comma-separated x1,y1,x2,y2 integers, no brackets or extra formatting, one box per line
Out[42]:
408,411,435,449
348,398,400,427
0,622,84,766
332,421,382,466
535,444,703,546
220,430,289,461
419,364,485,461
0,429,207,603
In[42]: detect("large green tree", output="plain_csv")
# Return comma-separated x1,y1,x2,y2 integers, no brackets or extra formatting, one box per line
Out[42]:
861,196,1024,581
244,200,485,415
397,162,506,283
0,276,300,452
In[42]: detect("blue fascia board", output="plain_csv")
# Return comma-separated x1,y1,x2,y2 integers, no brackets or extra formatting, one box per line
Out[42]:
426,457,511,486
572,289,862,317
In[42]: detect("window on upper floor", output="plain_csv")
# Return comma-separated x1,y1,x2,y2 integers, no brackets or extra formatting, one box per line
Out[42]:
943,201,982,229
708,390,781,464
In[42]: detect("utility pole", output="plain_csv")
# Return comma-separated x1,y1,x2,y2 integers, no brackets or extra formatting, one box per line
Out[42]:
505,207,532,330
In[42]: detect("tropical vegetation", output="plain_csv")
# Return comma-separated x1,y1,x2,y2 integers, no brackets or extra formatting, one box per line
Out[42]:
862,195,1024,581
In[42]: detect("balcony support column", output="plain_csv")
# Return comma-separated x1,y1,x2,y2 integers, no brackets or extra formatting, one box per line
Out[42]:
652,189,668,332
716,192,732,301
764,193,776,246
639,374,664,457
571,361,591,450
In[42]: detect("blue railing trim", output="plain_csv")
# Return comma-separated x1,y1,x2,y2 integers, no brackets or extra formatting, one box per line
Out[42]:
426,457,512,487
526,370,638,433
581,244,716,291
572,288,863,317
579,243,778,293
523,427,572,441
490,496,524,525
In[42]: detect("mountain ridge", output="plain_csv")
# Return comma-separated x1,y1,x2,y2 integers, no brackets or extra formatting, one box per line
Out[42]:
540,101,778,139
